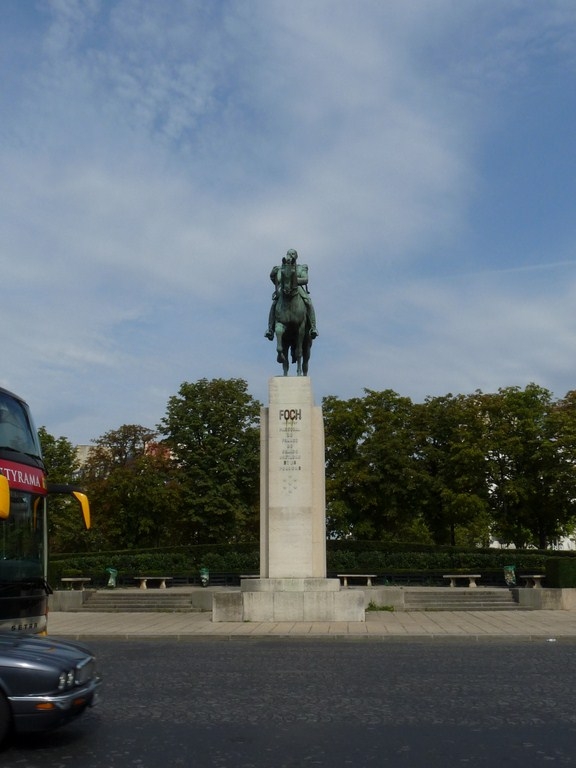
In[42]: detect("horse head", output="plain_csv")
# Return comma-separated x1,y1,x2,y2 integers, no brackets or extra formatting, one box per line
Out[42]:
279,257,298,298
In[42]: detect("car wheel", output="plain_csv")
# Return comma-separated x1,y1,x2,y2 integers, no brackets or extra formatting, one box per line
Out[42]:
0,691,12,745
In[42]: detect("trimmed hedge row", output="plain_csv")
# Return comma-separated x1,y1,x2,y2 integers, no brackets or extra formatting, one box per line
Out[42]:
49,541,559,585
326,549,548,573
546,558,576,588
48,551,259,585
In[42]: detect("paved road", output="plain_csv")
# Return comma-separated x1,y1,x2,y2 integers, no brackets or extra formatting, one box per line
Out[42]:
3,638,575,767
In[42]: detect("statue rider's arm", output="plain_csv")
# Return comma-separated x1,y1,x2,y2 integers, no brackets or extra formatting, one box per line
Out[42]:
270,265,281,296
297,264,309,288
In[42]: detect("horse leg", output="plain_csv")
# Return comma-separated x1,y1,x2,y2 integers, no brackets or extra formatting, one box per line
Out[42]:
282,336,290,375
295,322,305,376
275,324,290,374
275,323,286,365
302,329,311,376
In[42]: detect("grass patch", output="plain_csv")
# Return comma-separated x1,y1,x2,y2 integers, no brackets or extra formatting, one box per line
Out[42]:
366,601,394,612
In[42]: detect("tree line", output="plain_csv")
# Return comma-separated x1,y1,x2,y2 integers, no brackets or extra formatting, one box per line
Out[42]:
40,379,576,554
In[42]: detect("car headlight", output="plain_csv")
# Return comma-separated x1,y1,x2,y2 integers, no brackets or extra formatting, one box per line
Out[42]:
58,669,76,691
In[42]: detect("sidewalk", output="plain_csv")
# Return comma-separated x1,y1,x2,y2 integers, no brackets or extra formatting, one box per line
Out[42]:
47,609,576,641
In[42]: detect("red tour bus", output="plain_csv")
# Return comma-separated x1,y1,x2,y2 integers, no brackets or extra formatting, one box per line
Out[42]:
0,387,90,633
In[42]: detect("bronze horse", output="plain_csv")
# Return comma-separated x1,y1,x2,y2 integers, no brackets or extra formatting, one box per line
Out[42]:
273,260,312,376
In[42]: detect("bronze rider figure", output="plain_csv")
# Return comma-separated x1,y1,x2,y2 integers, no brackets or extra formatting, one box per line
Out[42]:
265,249,318,341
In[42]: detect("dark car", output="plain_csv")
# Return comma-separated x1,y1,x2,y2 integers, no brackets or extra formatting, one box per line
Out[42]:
0,633,101,745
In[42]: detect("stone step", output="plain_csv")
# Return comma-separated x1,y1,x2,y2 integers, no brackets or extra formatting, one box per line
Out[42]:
79,587,528,613
405,594,516,604
405,602,529,611
80,590,197,613
84,593,191,603
81,606,194,613
403,588,525,611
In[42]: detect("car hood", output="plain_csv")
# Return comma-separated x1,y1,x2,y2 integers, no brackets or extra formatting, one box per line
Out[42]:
0,633,94,668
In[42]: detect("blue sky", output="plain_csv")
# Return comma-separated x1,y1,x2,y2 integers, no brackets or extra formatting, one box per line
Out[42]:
1,0,576,444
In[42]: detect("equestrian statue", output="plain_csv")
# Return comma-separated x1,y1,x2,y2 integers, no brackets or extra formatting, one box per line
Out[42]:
265,249,318,376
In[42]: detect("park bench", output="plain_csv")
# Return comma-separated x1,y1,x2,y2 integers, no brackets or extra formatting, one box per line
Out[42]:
135,576,173,590
60,577,91,590
337,574,377,588
443,574,481,588
520,574,545,589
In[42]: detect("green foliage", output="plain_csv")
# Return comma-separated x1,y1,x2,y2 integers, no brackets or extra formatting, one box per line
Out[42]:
366,602,394,612
49,544,259,585
482,385,576,549
49,540,560,588
324,385,576,549
46,379,576,563
546,557,576,588
71,381,261,553
158,378,261,545
39,427,88,553
325,541,548,573
324,390,423,541
411,393,491,546
80,424,180,550
327,550,359,572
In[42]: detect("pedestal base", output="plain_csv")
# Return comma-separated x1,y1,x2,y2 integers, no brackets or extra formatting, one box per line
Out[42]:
212,579,365,622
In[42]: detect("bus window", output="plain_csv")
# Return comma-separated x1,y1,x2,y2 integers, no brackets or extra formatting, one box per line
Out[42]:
0,391,41,456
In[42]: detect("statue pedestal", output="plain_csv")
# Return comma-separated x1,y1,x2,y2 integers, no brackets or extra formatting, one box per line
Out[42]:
260,376,326,578
212,577,364,622
212,377,364,622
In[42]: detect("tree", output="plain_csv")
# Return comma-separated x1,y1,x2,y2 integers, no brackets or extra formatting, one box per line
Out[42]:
158,379,261,544
325,384,576,549
324,390,425,541
412,394,491,547
81,425,180,550
548,390,576,546
482,384,576,548
323,394,371,539
38,427,89,552
357,389,422,540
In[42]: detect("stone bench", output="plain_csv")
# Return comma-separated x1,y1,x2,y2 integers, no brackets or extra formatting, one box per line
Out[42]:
520,574,545,589
135,576,173,590
443,574,481,588
337,574,376,588
61,577,92,590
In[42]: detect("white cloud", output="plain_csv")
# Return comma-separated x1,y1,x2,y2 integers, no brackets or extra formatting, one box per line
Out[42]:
1,1,575,441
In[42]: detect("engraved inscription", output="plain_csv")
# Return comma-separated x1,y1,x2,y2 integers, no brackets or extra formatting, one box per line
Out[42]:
278,409,303,496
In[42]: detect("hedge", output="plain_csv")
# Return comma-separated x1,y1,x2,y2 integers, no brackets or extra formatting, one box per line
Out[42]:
546,558,576,588
48,541,561,585
49,547,260,585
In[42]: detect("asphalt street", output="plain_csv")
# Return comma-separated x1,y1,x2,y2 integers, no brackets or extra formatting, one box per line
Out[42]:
3,638,575,767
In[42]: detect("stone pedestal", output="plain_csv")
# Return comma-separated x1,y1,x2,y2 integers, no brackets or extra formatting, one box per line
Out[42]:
212,377,364,622
260,376,326,578
212,577,364,622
